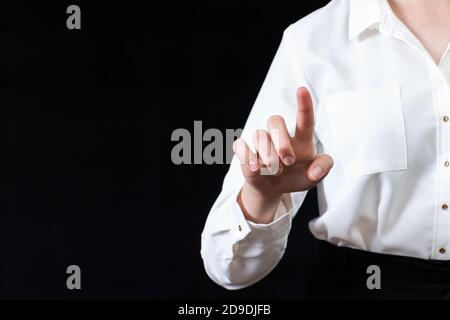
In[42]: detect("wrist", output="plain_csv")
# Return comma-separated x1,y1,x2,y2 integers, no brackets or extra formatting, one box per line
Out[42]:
238,183,283,224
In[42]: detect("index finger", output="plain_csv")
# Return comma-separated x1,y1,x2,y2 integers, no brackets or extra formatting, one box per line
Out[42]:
294,87,315,143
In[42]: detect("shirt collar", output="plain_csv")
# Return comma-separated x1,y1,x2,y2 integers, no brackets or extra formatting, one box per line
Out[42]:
348,0,385,40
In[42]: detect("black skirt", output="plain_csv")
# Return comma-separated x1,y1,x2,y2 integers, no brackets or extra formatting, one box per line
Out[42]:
306,241,450,300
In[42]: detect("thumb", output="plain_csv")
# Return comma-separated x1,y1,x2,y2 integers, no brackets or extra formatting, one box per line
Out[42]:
306,154,334,182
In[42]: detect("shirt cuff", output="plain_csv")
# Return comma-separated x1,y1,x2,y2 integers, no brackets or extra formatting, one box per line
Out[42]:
201,189,295,261
229,192,294,244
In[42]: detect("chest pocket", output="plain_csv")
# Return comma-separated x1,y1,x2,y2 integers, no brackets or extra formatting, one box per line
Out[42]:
322,85,408,179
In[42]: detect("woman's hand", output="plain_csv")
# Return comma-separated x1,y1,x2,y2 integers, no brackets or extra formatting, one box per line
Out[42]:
233,87,334,224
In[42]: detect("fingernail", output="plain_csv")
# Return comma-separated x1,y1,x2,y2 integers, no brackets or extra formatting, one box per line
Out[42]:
283,156,295,166
310,166,323,180
248,160,259,172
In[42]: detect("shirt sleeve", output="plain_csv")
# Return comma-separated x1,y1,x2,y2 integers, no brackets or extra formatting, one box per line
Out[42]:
200,26,317,290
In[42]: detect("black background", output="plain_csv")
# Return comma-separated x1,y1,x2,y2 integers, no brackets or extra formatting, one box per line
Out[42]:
0,0,329,299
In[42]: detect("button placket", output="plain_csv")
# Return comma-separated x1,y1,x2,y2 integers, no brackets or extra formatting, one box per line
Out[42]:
434,66,450,259
379,17,450,259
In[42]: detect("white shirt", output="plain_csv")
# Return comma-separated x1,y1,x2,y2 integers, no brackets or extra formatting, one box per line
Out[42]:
200,0,450,290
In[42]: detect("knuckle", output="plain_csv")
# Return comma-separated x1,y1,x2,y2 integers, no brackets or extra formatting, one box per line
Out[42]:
297,118,314,130
233,139,244,152
267,114,284,128
241,166,255,178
